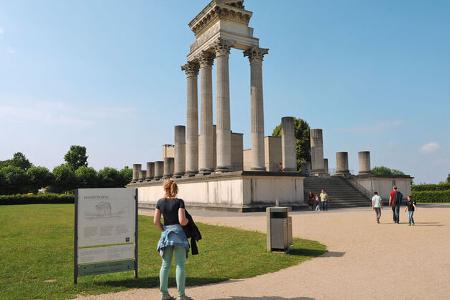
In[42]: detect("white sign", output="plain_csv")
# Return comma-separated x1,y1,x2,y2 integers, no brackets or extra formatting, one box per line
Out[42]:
75,188,138,282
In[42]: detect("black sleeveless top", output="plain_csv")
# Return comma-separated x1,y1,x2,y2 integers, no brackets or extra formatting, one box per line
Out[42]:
155,198,185,225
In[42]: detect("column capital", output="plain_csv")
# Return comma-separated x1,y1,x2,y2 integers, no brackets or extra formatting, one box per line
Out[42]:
244,47,269,63
197,51,215,68
213,38,233,57
181,62,199,77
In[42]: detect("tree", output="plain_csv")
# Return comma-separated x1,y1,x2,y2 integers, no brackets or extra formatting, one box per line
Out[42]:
447,174,450,183
371,166,405,176
98,167,122,188
75,166,98,188
64,145,88,170
0,152,32,170
119,166,133,186
0,165,30,194
52,164,77,193
272,118,311,172
27,166,54,191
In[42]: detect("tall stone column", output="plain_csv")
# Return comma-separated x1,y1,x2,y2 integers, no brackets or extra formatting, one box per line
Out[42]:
214,39,233,172
281,117,296,172
358,151,371,175
323,158,329,175
181,62,199,176
132,164,141,183
310,129,325,176
244,47,268,171
174,126,186,177
146,162,155,181
139,170,146,182
198,52,214,174
336,152,350,176
154,161,164,180
164,157,174,179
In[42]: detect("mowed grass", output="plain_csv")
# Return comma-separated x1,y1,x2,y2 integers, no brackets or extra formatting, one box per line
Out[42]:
0,204,326,300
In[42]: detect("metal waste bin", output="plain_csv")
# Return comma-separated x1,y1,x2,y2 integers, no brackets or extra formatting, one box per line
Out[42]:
266,207,293,252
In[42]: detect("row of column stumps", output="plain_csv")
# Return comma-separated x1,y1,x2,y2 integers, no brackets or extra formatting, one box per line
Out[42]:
182,39,268,175
130,115,297,183
335,151,371,175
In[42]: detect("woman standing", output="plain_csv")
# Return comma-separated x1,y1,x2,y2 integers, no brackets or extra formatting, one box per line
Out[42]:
154,180,192,300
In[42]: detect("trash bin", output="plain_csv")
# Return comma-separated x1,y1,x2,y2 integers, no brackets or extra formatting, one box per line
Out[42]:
266,206,293,252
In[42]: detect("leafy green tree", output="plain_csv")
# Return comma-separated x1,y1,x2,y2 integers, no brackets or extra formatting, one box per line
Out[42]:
27,166,54,191
0,165,30,194
98,167,122,188
75,166,98,188
371,166,405,176
447,174,450,183
119,166,133,186
272,118,311,172
52,164,77,193
64,145,88,170
0,152,32,170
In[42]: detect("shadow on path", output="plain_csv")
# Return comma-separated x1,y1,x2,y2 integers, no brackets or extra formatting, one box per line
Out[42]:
212,297,314,300
94,276,228,289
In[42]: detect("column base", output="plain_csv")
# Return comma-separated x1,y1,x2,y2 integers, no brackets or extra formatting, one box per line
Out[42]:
199,168,213,175
358,171,371,175
173,173,184,178
145,177,153,181
184,172,197,177
250,167,266,172
283,168,297,172
215,166,230,173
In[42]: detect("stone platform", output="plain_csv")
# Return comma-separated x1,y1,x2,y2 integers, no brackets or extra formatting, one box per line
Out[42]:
129,171,306,212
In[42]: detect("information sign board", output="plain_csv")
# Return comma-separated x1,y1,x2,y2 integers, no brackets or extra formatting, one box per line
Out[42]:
74,188,138,283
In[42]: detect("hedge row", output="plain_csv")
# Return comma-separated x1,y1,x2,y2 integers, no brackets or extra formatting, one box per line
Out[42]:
412,184,450,192
412,190,450,203
0,193,74,205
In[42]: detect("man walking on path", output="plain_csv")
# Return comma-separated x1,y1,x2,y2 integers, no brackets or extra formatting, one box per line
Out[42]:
389,186,403,223
320,189,329,211
371,191,383,223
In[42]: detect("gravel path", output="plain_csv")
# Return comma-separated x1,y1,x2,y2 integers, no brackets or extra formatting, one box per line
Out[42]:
77,206,450,300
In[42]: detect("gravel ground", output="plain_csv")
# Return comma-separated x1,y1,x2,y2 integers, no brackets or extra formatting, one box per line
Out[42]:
77,206,450,300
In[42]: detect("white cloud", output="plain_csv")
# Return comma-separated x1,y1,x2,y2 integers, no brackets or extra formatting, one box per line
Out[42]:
0,101,136,129
420,142,441,154
338,120,404,134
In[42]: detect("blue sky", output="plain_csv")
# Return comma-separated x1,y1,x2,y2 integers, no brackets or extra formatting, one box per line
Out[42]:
0,0,449,183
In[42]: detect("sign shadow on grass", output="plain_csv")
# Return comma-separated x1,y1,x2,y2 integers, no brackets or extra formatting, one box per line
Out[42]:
93,276,229,289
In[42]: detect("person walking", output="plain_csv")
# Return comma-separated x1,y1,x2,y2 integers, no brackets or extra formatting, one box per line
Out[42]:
314,193,321,211
371,191,383,223
320,189,329,211
308,192,315,211
389,186,403,224
405,195,417,226
154,180,192,300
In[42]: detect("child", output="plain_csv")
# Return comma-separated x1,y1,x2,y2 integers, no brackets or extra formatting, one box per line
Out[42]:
404,195,416,226
314,194,321,212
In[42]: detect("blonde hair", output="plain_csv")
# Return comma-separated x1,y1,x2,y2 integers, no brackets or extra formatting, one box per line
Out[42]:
163,180,178,198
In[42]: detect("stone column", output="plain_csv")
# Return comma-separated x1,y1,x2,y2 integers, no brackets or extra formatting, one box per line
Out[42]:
132,164,141,183
174,126,186,177
336,152,350,176
214,39,233,172
323,158,329,175
358,151,371,175
198,52,214,174
310,129,325,176
164,157,174,179
181,62,199,176
281,117,297,172
139,170,146,182
146,162,154,181
244,47,268,171
154,161,164,180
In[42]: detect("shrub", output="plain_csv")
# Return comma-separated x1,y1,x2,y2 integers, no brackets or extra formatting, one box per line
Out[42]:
98,167,122,188
27,166,54,192
75,166,98,188
0,193,74,205
0,165,30,194
412,190,450,203
371,166,405,176
412,184,450,192
51,164,77,193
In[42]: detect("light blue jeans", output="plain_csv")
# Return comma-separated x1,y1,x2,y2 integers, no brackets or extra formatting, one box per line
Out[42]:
160,246,186,297
408,211,415,224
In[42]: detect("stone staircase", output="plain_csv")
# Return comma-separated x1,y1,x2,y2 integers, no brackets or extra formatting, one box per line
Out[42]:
304,176,371,209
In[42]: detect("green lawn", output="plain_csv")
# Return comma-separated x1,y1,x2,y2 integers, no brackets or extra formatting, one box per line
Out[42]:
0,204,326,300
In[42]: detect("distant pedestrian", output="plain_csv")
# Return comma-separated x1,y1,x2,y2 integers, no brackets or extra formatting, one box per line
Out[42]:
314,194,321,211
404,195,417,226
371,192,383,223
389,186,403,224
308,192,315,211
320,189,328,211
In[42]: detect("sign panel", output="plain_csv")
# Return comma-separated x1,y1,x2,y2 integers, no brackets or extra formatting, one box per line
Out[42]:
74,188,138,283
